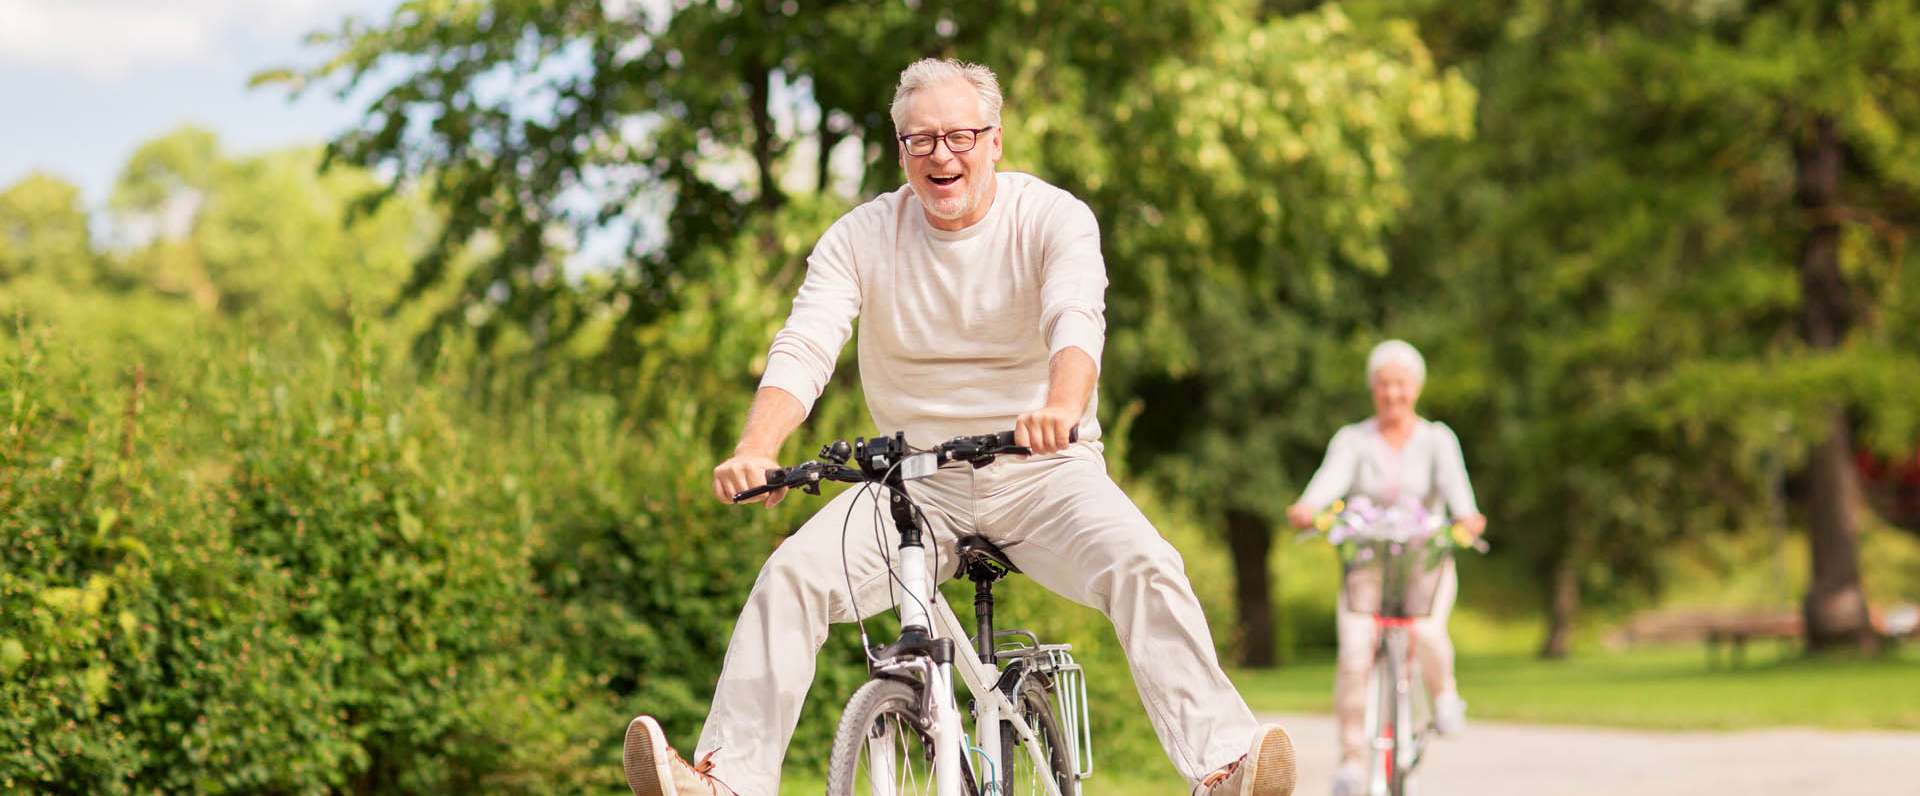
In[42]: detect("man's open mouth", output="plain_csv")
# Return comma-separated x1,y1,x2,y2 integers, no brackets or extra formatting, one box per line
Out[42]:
928,175,961,187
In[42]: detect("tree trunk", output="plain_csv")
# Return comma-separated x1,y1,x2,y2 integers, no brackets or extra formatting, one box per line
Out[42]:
817,110,844,196
746,59,782,211
1225,509,1277,667
1793,114,1879,653
1539,526,1588,659
1803,410,1876,651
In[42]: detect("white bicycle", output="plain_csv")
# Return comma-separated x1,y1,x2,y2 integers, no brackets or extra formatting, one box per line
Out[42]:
734,430,1092,796
1304,499,1485,796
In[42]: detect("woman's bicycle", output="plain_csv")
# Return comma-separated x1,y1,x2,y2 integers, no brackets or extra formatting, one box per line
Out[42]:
733,429,1092,796
1303,498,1485,796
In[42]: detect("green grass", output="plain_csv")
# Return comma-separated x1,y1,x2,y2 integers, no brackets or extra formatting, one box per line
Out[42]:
1232,644,1920,731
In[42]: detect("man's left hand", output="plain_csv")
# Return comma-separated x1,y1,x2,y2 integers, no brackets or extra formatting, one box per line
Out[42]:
1014,406,1079,455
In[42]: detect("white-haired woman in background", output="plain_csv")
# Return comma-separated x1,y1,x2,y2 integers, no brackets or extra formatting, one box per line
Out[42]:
1284,340,1486,796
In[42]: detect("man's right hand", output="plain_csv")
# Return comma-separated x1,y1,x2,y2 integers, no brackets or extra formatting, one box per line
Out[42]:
714,450,786,507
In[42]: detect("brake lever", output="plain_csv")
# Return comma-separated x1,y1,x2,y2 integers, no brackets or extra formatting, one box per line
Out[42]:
731,483,781,502
731,462,822,503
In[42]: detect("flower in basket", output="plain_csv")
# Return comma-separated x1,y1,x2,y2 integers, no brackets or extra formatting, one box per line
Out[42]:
1449,522,1476,548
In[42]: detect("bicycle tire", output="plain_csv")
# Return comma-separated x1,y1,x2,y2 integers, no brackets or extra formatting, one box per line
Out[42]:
998,677,1075,796
828,678,978,796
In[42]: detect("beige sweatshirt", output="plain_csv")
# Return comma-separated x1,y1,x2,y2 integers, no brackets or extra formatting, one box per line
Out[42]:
759,172,1108,448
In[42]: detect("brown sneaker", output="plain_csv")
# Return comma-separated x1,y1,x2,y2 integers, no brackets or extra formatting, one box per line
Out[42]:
1194,724,1297,796
623,715,739,796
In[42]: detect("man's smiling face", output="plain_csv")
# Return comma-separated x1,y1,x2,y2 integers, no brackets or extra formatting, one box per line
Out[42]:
898,78,1002,230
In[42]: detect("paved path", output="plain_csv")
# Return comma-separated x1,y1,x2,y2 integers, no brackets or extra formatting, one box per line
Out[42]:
1260,713,1920,796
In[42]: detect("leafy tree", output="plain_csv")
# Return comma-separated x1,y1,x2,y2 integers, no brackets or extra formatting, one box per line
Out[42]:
1043,5,1475,665
1384,0,1920,654
0,173,95,285
265,0,1010,370
284,0,1475,669
105,127,425,327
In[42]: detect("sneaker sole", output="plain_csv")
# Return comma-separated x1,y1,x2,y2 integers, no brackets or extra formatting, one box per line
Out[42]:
1244,725,1298,796
623,715,677,796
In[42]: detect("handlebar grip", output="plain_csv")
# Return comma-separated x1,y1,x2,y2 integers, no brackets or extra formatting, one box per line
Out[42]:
994,427,1079,447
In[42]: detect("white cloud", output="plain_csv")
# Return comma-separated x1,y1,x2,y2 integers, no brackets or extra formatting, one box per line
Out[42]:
0,0,354,81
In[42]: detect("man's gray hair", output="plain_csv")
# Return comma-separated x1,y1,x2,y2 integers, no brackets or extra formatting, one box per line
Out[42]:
890,58,1003,132
1367,339,1427,385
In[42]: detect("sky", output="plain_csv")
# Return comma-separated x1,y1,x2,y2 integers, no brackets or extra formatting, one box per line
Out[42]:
0,0,854,269
0,0,405,210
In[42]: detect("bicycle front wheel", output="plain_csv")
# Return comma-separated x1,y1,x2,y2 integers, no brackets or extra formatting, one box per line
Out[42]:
1365,639,1408,796
828,678,973,796
1000,677,1075,796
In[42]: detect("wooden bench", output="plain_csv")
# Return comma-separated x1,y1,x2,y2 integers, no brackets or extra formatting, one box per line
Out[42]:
1610,604,1920,664
1607,609,1802,667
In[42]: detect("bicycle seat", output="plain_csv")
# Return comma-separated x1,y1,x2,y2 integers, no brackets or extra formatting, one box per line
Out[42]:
954,535,1020,582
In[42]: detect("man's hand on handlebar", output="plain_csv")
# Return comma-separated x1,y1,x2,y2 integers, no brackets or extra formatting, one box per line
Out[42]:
1014,406,1079,455
714,449,786,507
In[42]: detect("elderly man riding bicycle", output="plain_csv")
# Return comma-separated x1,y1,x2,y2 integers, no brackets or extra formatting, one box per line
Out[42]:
620,58,1297,796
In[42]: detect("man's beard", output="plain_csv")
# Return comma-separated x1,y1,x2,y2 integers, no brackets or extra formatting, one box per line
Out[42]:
915,174,982,222
922,191,972,220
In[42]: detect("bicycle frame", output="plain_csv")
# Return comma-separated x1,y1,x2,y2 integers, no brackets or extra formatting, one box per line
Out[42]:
1304,500,1484,796
742,431,1090,796
864,447,1083,796
1361,617,1428,796
1348,539,1442,796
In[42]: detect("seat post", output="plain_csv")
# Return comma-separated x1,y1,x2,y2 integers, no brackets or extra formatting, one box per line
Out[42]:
973,577,995,666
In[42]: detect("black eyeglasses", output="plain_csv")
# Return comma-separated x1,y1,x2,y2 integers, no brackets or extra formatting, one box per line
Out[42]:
897,126,995,157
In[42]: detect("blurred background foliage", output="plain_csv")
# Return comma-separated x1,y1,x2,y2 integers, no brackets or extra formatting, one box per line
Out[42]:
5,0,1920,791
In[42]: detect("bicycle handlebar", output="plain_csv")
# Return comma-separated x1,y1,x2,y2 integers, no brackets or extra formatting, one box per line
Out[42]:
731,427,1078,503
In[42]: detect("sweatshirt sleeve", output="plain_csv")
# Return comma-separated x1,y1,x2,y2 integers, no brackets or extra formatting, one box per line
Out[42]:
1037,195,1108,370
757,215,862,415
1432,422,1481,518
1298,426,1360,511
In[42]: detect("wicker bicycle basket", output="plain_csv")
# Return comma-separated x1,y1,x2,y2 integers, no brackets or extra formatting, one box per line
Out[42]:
1341,540,1448,618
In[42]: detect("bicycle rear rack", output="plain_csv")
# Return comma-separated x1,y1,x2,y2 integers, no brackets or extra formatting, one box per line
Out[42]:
997,638,1094,781
1045,646,1093,781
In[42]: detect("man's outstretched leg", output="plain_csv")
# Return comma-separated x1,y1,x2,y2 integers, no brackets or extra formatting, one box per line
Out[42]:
986,446,1296,795
623,483,966,795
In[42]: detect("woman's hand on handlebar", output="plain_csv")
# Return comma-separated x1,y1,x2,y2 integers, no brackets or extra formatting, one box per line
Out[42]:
714,449,786,507
1459,512,1487,539
1014,406,1079,455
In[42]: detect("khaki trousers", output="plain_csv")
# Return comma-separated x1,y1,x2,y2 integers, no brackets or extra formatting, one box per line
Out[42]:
692,443,1260,793
1332,558,1459,763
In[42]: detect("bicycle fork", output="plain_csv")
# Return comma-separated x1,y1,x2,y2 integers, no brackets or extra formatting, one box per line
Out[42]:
881,484,968,796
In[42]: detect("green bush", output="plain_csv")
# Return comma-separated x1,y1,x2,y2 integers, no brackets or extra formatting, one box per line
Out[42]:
0,327,602,793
